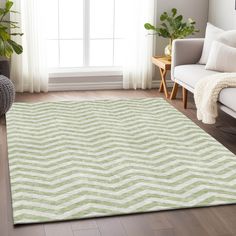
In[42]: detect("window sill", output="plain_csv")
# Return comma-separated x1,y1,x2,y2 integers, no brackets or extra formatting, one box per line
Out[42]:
49,66,123,78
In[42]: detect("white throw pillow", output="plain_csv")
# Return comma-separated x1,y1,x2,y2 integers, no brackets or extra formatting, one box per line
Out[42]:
199,23,224,65
217,30,236,48
205,41,236,72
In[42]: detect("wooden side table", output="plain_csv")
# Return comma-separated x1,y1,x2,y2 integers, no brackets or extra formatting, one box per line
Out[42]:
152,56,171,98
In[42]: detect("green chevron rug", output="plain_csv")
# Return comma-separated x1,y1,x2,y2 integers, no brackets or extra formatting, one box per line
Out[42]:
6,98,236,224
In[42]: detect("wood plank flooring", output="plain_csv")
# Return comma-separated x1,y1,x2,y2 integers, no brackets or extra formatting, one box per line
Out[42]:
0,89,236,236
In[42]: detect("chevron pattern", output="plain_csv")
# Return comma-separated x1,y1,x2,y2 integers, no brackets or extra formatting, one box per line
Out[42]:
6,98,236,224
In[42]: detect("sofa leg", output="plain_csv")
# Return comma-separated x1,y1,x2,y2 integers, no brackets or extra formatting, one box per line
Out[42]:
182,87,188,109
170,83,179,100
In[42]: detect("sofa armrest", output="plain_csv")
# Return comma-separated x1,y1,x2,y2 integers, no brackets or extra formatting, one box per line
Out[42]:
171,38,204,80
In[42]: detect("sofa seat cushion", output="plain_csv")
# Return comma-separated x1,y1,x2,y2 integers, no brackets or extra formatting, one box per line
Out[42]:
219,88,236,112
174,64,220,89
174,65,236,112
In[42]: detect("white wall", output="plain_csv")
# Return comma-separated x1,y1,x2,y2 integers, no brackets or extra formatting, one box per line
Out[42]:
0,0,5,7
208,0,236,30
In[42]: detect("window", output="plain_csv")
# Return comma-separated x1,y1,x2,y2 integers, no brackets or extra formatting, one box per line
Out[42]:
45,0,126,69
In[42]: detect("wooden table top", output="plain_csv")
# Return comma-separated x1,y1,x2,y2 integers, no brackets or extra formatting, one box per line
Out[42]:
152,56,171,70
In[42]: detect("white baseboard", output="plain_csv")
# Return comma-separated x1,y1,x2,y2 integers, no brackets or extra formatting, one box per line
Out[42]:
49,81,123,91
49,77,173,91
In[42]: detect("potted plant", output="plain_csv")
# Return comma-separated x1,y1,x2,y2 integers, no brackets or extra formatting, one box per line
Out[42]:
144,8,199,58
0,0,23,77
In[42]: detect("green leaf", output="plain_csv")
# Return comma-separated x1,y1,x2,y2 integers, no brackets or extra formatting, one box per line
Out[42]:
8,39,23,54
0,0,23,58
0,28,10,40
0,9,5,16
175,15,183,21
144,23,156,30
161,23,168,29
5,0,14,11
172,8,177,17
3,41,13,58
10,33,24,36
1,20,18,24
175,21,182,29
0,39,4,55
0,25,8,31
159,28,170,38
10,25,20,29
10,10,20,14
160,12,168,21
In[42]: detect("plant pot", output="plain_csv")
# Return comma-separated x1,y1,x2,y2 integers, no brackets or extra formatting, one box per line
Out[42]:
164,39,173,60
0,75,15,117
0,60,10,78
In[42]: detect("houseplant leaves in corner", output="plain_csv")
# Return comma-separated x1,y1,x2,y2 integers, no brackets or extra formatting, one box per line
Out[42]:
144,8,199,57
0,0,23,59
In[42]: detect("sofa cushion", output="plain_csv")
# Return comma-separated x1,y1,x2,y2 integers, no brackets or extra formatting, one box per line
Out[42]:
174,64,220,88
205,41,236,72
219,88,236,112
199,23,224,65
217,30,236,48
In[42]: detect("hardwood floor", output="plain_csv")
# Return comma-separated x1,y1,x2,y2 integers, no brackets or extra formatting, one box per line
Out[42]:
0,89,236,236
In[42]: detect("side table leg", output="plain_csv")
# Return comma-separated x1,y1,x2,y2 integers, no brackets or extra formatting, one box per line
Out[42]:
159,81,164,93
159,68,169,98
170,82,179,100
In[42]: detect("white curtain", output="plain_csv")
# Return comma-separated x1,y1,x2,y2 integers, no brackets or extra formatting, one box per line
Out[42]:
10,0,48,93
123,0,155,90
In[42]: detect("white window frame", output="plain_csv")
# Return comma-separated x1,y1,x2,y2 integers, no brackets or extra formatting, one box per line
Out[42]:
83,0,90,67
48,0,123,77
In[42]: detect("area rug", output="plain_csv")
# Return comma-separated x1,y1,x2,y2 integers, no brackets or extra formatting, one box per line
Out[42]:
6,98,236,224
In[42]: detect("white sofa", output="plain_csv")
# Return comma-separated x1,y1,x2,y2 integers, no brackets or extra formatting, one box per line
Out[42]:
171,38,236,119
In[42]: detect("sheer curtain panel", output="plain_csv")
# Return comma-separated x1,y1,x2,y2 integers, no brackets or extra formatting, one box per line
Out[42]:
123,0,155,90
10,0,48,93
